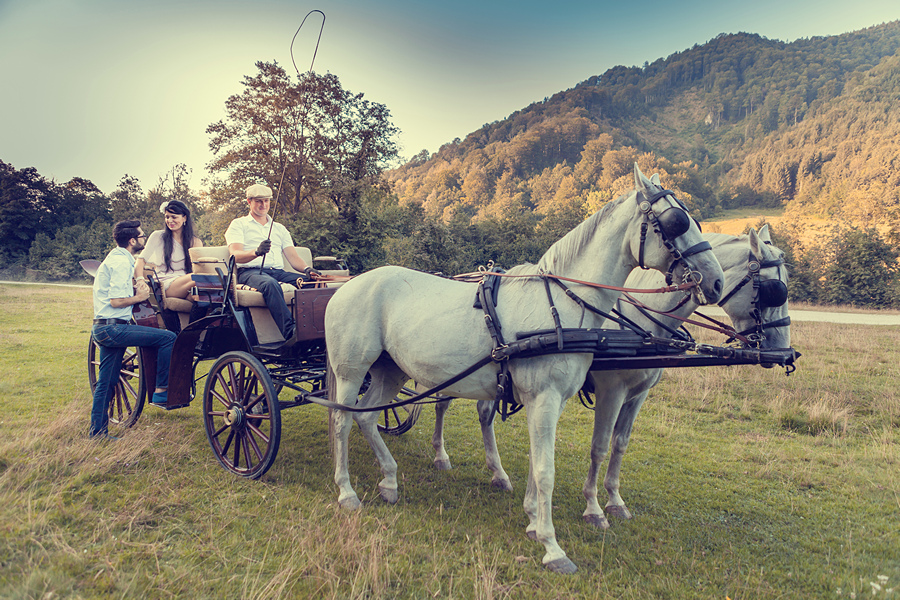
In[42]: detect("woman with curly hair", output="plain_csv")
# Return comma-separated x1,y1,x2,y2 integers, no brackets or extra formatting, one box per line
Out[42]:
134,200,203,299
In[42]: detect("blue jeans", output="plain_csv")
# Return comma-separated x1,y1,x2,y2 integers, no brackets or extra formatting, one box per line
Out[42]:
90,323,176,436
237,267,303,340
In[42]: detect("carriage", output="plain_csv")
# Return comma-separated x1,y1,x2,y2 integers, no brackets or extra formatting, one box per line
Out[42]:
84,244,433,479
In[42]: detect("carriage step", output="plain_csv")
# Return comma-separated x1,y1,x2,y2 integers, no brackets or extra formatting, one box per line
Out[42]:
150,402,190,411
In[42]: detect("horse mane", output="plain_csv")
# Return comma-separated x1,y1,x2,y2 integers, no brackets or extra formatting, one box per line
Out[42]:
505,193,631,282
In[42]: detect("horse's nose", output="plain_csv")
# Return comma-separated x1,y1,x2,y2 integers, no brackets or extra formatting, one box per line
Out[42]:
713,277,723,299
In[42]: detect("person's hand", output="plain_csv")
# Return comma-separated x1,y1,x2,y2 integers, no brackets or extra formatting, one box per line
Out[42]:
303,266,322,279
255,239,272,256
134,281,151,302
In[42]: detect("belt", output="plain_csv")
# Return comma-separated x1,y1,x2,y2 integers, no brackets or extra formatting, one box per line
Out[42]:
93,318,130,325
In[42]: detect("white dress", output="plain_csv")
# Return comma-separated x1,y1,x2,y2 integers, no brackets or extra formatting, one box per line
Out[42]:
139,230,202,292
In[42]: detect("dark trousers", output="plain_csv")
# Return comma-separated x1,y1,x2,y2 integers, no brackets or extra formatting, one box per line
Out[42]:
90,323,177,436
237,267,302,340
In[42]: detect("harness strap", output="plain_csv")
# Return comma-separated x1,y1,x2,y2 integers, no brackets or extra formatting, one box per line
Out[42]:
620,293,751,344
542,275,565,351
477,276,520,421
679,240,713,258
737,316,792,336
638,221,649,270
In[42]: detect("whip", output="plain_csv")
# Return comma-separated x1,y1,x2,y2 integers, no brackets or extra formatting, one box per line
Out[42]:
259,9,326,272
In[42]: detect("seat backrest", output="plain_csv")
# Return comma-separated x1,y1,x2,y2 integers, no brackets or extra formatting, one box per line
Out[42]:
189,246,312,275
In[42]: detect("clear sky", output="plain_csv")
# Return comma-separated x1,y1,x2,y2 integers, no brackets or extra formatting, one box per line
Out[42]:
1,0,898,194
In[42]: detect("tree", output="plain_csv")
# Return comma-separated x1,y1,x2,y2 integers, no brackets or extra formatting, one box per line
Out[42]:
207,62,399,223
822,227,899,307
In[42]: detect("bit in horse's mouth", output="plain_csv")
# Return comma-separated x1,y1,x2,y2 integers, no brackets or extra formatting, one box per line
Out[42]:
694,286,707,305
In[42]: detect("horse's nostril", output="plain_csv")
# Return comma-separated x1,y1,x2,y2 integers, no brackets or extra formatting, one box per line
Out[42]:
714,279,723,295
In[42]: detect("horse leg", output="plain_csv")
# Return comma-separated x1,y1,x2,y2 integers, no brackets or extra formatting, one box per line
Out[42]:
353,360,410,505
604,390,648,520
522,392,577,574
583,376,627,529
477,399,512,491
432,398,452,470
330,371,367,510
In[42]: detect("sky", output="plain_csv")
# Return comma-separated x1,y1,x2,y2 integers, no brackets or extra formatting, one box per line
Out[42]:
1,0,899,195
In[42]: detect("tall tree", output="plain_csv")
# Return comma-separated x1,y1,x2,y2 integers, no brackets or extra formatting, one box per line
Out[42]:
207,62,399,221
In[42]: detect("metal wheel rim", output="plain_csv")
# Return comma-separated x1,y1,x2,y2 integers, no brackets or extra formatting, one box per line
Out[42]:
202,351,281,479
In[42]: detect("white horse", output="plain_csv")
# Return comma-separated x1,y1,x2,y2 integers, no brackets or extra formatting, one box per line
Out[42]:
581,225,791,528
324,165,725,574
429,226,791,519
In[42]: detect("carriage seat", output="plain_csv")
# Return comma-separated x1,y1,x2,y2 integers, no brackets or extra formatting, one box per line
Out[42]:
139,264,194,314
188,245,347,308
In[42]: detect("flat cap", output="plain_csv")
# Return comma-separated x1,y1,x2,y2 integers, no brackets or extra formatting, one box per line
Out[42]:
245,183,273,199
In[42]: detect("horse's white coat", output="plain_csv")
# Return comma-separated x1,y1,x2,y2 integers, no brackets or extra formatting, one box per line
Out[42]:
324,165,725,573
581,225,791,527
431,226,791,529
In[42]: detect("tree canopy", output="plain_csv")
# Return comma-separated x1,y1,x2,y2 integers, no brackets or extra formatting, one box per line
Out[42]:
206,62,399,222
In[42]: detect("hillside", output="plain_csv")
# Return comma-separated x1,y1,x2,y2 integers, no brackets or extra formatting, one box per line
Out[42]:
384,21,900,229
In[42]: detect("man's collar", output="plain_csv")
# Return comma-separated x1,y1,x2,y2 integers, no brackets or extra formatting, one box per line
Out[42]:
113,246,137,264
246,213,273,226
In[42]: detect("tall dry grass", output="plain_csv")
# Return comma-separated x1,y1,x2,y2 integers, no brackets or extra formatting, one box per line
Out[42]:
1,283,898,598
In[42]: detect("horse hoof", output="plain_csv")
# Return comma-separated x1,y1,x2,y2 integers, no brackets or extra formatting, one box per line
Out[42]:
338,495,361,510
545,557,578,574
490,477,513,492
379,485,399,505
605,505,633,520
433,459,452,471
526,529,537,541
583,513,610,529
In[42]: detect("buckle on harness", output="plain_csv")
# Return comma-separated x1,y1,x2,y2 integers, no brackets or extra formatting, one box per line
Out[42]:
491,344,510,361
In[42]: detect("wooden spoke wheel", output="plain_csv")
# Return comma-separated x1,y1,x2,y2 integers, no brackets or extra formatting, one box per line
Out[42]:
87,336,146,430
202,351,281,479
377,384,425,436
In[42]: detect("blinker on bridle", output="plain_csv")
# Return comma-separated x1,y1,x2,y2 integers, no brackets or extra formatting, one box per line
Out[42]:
637,188,712,286
718,249,791,346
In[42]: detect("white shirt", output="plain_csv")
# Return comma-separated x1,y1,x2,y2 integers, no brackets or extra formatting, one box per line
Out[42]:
93,246,136,320
224,214,294,270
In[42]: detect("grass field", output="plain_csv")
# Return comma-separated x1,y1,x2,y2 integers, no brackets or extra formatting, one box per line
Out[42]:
1,283,898,599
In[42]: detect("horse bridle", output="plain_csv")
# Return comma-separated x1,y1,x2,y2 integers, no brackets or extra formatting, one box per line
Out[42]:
717,246,790,346
637,189,713,286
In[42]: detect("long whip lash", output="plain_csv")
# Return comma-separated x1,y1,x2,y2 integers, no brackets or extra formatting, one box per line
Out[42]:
259,9,326,272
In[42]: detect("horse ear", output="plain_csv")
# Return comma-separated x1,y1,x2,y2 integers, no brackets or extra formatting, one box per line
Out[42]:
634,163,651,191
650,173,661,186
749,227,762,257
758,223,772,243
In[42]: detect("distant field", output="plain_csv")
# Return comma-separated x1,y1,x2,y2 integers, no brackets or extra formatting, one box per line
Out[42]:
1,284,898,599
702,208,795,237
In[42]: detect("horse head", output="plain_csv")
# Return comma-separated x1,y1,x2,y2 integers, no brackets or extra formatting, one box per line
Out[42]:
630,165,724,305
717,225,791,365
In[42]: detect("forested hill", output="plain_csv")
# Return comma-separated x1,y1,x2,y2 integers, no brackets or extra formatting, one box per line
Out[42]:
385,21,900,225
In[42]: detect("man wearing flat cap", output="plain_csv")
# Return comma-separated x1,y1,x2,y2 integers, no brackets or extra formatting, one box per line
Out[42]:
224,183,319,342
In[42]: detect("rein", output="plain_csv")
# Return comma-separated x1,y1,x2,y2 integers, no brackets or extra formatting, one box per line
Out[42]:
454,269,700,296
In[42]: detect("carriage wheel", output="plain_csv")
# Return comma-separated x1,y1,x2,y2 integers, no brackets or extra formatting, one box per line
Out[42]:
87,336,146,429
202,351,281,479
376,384,425,436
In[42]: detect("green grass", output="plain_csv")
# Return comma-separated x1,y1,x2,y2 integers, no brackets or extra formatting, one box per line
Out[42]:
0,283,898,599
